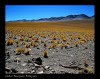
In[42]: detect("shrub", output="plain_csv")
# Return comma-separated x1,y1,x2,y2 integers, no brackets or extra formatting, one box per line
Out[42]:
44,43,47,47
79,61,93,74
22,42,26,45
19,36,24,41
62,37,67,42
75,42,79,47
23,48,31,55
33,43,38,47
16,48,22,55
6,39,14,46
43,50,48,58
25,44,30,48
16,48,31,55
64,44,69,49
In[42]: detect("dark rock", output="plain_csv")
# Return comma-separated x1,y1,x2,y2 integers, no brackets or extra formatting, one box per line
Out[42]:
35,57,42,65
11,68,18,73
5,67,11,72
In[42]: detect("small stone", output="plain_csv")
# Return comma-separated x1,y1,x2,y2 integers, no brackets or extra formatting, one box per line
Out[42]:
14,58,21,62
37,71,43,74
35,63,40,67
31,67,35,70
35,57,42,65
21,63,27,66
52,52,54,53
71,55,74,57
49,67,52,70
5,67,11,72
24,68,27,71
44,66,49,69
31,70,35,73
51,69,55,72
11,68,18,73
20,72,24,74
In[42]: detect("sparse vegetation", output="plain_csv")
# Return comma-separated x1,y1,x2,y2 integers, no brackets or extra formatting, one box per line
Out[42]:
5,20,94,74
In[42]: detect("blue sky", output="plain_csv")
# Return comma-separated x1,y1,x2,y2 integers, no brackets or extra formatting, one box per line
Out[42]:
5,5,95,21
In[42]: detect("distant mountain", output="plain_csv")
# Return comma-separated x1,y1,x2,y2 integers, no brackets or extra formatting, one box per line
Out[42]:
7,14,94,22
91,15,95,19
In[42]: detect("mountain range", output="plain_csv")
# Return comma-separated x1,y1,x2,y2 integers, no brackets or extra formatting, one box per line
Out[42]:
7,14,94,22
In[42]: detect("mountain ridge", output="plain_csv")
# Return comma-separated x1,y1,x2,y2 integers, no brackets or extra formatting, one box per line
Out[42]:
7,14,94,22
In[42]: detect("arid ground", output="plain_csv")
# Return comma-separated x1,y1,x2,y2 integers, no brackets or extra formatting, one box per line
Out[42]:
5,20,95,74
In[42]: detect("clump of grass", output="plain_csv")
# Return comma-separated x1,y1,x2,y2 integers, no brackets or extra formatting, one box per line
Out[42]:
6,39,14,46
19,36,24,41
16,48,31,55
64,44,69,49
52,42,57,48
22,42,26,45
62,37,67,42
25,38,32,42
25,43,30,48
16,43,19,47
48,46,52,49
44,43,47,47
33,43,38,47
30,41,34,46
79,61,93,74
43,50,48,58
15,40,19,44
49,40,54,43
41,34,46,38
75,42,79,47
23,48,31,55
16,48,22,55
41,40,45,43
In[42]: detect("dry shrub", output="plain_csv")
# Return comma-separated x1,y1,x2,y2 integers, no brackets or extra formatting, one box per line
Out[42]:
6,39,14,46
79,61,93,74
16,48,31,55
33,43,38,47
25,44,30,48
43,50,48,58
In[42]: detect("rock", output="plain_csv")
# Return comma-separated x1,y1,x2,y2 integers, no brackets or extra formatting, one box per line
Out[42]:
71,55,74,57
52,52,54,53
49,67,52,70
24,68,28,71
5,67,11,72
35,57,42,65
21,63,27,66
31,70,35,73
31,67,35,70
34,63,40,67
20,72,24,74
11,68,18,73
37,71,43,74
14,58,21,62
51,69,55,72
44,66,50,69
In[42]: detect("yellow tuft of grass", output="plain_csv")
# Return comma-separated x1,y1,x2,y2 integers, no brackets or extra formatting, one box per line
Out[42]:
6,39,14,46
16,48,31,55
43,50,48,58
25,43,30,48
